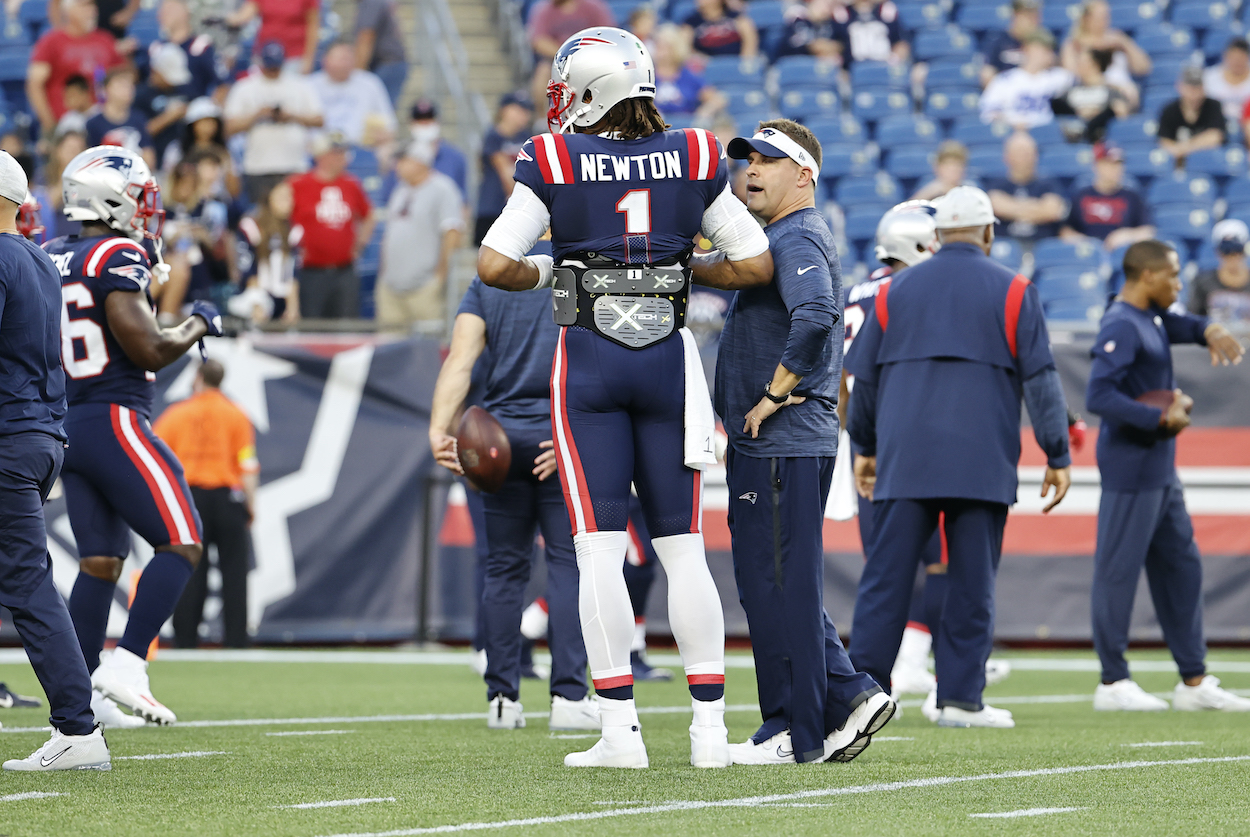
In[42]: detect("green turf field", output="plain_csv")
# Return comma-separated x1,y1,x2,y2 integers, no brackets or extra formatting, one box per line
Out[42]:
0,648,1247,837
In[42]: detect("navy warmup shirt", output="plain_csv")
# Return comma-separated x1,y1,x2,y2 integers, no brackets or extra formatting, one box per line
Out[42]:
1085,300,1209,491
0,233,67,439
456,241,556,434
845,242,1060,504
715,207,842,458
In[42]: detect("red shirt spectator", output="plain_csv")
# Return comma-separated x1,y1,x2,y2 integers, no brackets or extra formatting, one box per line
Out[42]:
229,0,320,73
528,0,615,58
288,137,373,268
28,0,125,133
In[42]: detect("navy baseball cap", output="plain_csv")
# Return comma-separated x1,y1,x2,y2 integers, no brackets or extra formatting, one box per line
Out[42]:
499,91,533,110
259,41,286,69
727,127,820,184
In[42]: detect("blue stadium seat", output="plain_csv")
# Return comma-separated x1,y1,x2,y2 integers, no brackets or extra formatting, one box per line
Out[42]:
845,208,885,243
1135,26,1196,57
666,114,696,131
725,88,772,115
779,88,839,120
885,147,935,181
850,61,909,90
0,15,30,47
18,0,46,40
850,89,913,123
1146,172,1216,207
835,173,904,205
348,146,379,179
0,46,30,82
1169,0,1233,34
734,111,772,137
128,8,160,45
1028,121,1067,148
1122,145,1175,182
1154,205,1215,242
1109,1,1163,31
1036,265,1108,303
1042,2,1081,30
949,116,1013,147
990,237,1024,271
1201,27,1245,61
667,0,696,22
1141,87,1179,119
1184,147,1248,180
967,145,1008,179
1043,296,1107,321
896,1,949,30
913,27,976,61
1033,238,1105,271
1223,177,1250,206
1106,115,1159,145
806,115,867,145
1038,144,1095,181
925,58,983,91
773,55,840,90
746,1,788,31
1146,57,1191,89
875,114,942,147
1194,239,1220,271
956,2,1012,32
701,56,766,89
821,145,881,179
923,89,981,122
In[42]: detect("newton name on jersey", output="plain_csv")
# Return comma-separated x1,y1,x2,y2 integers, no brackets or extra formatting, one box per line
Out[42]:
578,150,683,182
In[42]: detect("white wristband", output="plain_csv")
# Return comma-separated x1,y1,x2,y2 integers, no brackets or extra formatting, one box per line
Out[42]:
525,254,554,290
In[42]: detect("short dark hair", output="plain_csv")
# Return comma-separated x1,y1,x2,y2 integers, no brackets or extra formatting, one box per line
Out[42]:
1123,240,1175,282
64,74,90,93
198,359,225,388
103,64,137,87
756,118,822,169
1229,38,1250,55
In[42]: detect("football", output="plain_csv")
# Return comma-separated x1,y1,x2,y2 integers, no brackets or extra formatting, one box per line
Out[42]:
457,406,511,493
1135,389,1181,412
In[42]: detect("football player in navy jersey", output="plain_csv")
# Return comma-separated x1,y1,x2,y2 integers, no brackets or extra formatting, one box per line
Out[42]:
477,27,772,768
45,146,223,728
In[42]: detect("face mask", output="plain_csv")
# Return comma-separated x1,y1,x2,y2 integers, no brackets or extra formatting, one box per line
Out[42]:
411,124,440,144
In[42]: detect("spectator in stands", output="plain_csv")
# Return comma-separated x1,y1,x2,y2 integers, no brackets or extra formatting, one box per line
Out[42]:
774,0,839,62
410,100,467,200
224,42,324,204
28,0,129,139
310,41,397,150
474,92,533,245
154,0,226,101
289,132,374,320
1061,141,1154,249
682,0,759,59
40,121,88,239
353,0,409,106
980,30,1073,129
136,41,193,168
527,0,615,111
377,142,465,333
653,24,727,122
986,131,1067,245
1059,0,1150,106
85,65,156,167
170,98,242,198
161,159,233,316
1204,39,1250,123
62,75,95,119
1158,65,1227,162
980,0,1041,86
190,147,240,207
49,0,140,41
1190,219,1250,322
232,181,302,323
627,5,657,52
913,140,971,201
830,0,906,65
1050,48,1130,143
228,0,321,75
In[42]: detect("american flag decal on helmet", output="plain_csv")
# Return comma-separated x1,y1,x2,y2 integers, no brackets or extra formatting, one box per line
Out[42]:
623,60,637,68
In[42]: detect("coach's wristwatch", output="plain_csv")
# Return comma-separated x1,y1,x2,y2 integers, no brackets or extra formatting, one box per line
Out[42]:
763,384,790,404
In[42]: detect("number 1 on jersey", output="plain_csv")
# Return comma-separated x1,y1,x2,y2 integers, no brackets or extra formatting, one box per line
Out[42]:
615,189,651,233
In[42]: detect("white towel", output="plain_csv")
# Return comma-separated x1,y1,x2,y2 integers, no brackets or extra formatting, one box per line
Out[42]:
825,429,859,520
681,327,716,471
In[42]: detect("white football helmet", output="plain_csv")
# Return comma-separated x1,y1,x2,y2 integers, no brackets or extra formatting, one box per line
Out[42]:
61,146,164,241
874,200,938,267
547,27,656,134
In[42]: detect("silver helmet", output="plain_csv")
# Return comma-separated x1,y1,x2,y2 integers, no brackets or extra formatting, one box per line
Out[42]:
547,27,656,134
61,146,164,241
874,200,938,267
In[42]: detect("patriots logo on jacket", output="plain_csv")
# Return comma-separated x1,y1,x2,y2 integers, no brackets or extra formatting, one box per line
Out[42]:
108,263,152,291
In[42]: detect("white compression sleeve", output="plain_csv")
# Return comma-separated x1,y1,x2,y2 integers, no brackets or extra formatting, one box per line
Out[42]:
700,185,769,262
479,183,551,262
651,533,725,682
573,531,635,685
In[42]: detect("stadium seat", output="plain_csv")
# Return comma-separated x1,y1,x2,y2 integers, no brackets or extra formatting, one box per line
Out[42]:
128,7,160,45
667,0,696,22
850,89,913,124
1036,265,1108,303
990,237,1024,271
1042,2,1081,30
821,145,881,179
0,46,30,82
913,27,976,61
1169,0,1232,34
1109,1,1162,31
845,208,885,243
347,146,379,179
1106,115,1159,146
1028,121,1067,148
1184,147,1248,180
1146,57,1191,89
949,116,1013,148
773,55,840,90
967,145,1008,179
725,88,772,115
701,56,766,90
923,89,981,122
1038,144,1095,181
666,114,696,131
956,2,1012,33
925,58,983,91
1201,27,1245,61
0,15,29,47
885,147,935,181
18,0,46,41
1154,205,1215,242
874,114,942,147
1043,296,1107,321
1135,26,1196,57
779,88,839,120
746,0,788,31
1194,239,1220,271
896,1,949,30
1146,172,1216,208
806,115,866,145
835,173,904,205
1223,177,1250,206
1033,238,1105,271
734,110,772,137
850,61,909,90
1122,146,1174,183
1141,87,1179,119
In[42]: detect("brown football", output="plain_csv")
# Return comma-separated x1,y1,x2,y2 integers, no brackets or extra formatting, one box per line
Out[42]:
1136,389,1190,413
457,406,512,494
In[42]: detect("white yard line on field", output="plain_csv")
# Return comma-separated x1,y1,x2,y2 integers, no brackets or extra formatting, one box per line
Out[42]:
874,737,915,741
970,807,1087,818
0,791,64,803
1124,741,1203,748
266,730,357,737
312,755,1250,837
277,798,397,810
114,751,228,760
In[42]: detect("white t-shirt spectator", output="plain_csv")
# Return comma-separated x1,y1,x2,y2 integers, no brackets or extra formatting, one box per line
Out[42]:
223,71,323,176
309,69,397,145
980,67,1074,127
380,171,465,293
1203,64,1250,122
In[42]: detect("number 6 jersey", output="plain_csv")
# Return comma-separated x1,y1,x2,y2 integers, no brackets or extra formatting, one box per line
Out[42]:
44,234,157,416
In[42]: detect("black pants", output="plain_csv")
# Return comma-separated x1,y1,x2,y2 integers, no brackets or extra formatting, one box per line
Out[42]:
173,487,251,648
299,265,360,319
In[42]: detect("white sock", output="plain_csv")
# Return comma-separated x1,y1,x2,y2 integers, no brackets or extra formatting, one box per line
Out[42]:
651,533,725,684
897,626,932,670
520,598,549,641
631,619,646,653
574,531,635,687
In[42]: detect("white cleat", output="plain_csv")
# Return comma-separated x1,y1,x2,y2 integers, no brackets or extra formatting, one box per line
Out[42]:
564,697,648,768
985,658,1012,687
1173,676,1250,712
519,600,549,641
91,689,147,729
1093,679,1170,711
825,691,897,763
938,704,1015,728
91,647,176,725
890,627,936,695
4,724,110,771
689,698,731,768
469,649,488,676
921,689,940,723
728,729,796,765
549,695,600,730
487,695,526,729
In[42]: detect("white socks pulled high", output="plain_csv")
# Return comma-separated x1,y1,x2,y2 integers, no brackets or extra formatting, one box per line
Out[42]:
573,531,635,689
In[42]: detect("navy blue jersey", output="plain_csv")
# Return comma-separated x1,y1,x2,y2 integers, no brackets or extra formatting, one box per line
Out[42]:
458,241,557,433
45,234,157,417
1066,186,1150,241
984,175,1065,242
831,1,902,63
0,233,67,439
85,111,154,154
843,269,890,357
845,242,1055,504
512,129,728,264
1086,300,1209,491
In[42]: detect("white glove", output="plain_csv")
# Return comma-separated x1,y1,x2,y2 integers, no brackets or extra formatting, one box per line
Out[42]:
152,261,171,285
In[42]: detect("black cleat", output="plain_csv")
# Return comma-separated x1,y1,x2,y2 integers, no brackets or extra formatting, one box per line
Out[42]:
0,683,41,709
631,650,673,682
